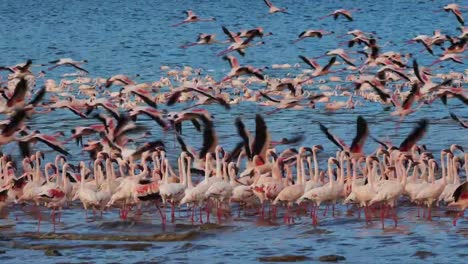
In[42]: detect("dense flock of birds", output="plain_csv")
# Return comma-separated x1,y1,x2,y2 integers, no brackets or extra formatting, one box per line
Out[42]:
0,1,467,231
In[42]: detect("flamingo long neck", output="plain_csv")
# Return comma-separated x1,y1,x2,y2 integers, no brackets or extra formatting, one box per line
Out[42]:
328,162,334,187
452,157,460,184
186,158,193,188
352,160,358,186
448,154,455,183
178,158,184,185
56,163,62,187
295,155,301,185
283,165,292,185
130,163,137,177
346,157,351,182
222,161,229,182
313,150,319,181
97,164,104,186
370,163,377,188
306,157,313,182
181,156,187,188
446,155,453,184
216,150,222,178
62,164,68,191
35,155,41,182
80,163,86,188
405,161,412,179
465,154,468,180
440,152,446,182
272,160,282,180
164,160,169,184
111,161,117,181
410,163,419,182
152,153,160,171
94,159,100,186
339,154,345,184
45,164,52,184
400,159,408,186
420,164,428,183
300,155,306,185
141,155,149,177
54,156,61,174
428,162,435,184
204,156,210,183
378,159,385,180
118,161,126,177
106,160,113,185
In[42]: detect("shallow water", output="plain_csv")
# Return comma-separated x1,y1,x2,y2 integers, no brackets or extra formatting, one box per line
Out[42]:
0,0,467,263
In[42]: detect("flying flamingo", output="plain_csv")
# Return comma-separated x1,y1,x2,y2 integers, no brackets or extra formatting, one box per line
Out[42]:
180,34,227,48
443,3,467,25
171,10,215,27
298,55,342,84
48,58,89,73
219,55,265,83
292,30,334,43
319,9,358,21
217,26,265,56
430,53,465,66
319,115,369,158
262,0,289,14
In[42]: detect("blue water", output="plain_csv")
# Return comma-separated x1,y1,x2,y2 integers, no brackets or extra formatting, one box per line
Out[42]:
0,0,467,263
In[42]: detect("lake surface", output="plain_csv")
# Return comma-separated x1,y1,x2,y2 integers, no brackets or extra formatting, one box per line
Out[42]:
0,0,467,263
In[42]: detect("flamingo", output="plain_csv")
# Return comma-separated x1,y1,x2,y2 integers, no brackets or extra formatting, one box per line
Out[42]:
292,30,334,43
319,115,369,158
219,55,265,83
217,26,265,57
262,0,289,14
298,55,340,84
438,150,457,203
304,145,324,191
319,9,357,21
158,158,186,223
414,159,445,220
345,156,378,222
48,58,89,73
181,34,226,48
274,148,308,223
39,162,73,230
449,180,468,226
171,10,216,27
443,3,466,25
297,157,340,225
206,162,236,222
369,153,409,228
73,161,100,218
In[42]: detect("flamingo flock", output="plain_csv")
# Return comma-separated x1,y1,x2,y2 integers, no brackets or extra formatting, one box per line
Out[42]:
0,1,467,232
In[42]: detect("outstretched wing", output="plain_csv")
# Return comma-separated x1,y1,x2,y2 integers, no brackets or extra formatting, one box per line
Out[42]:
319,122,347,150
350,116,369,153
399,119,428,151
